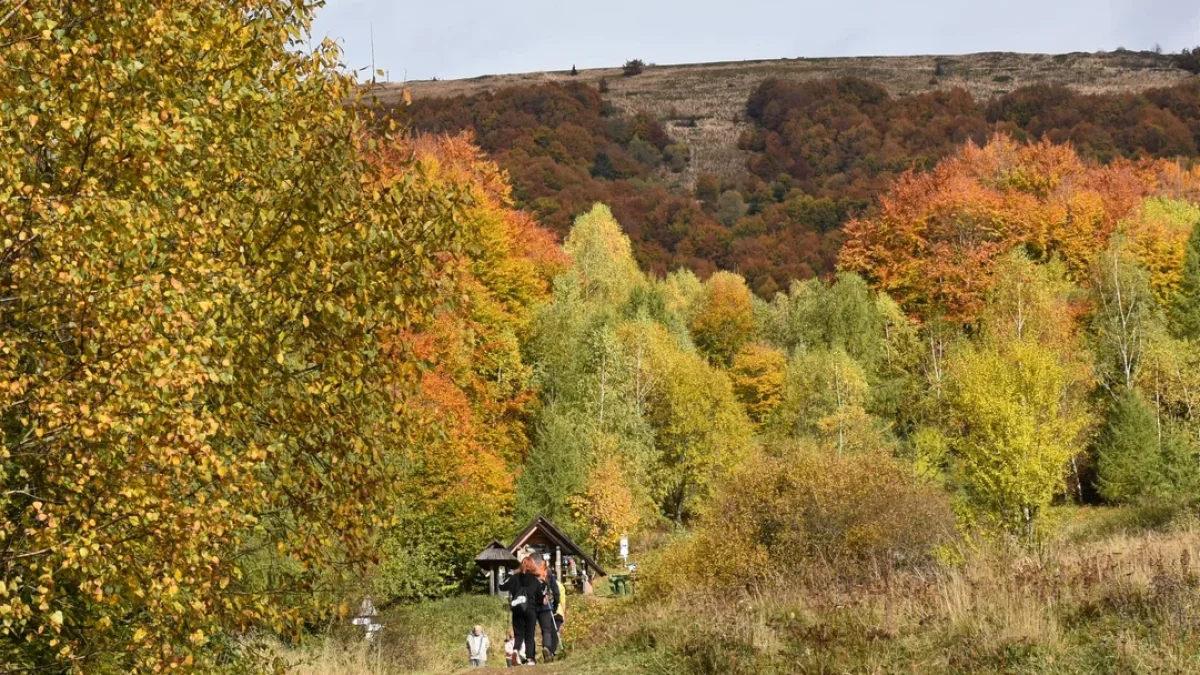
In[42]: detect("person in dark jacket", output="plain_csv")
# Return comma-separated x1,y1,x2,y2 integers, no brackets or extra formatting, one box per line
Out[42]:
499,556,545,665
534,559,561,661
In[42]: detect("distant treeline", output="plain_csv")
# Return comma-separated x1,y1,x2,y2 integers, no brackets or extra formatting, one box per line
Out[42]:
397,77,1200,295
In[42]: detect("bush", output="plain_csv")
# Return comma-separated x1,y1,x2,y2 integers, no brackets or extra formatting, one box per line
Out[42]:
623,59,646,77
644,444,957,596
598,76,610,93
627,136,663,168
694,173,722,203
1174,47,1200,74
664,142,690,172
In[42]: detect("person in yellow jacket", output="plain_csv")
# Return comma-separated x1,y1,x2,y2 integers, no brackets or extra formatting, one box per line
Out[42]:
553,573,566,635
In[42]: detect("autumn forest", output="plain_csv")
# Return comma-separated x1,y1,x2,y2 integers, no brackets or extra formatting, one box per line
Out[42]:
5,2,1200,674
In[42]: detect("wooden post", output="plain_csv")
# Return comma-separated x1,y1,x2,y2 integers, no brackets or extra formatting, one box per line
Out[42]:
555,546,562,581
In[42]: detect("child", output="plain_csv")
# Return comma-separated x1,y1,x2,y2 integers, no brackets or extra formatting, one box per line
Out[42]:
504,629,516,667
466,624,489,668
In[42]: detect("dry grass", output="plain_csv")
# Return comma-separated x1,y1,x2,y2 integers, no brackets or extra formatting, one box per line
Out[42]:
570,509,1200,673
269,508,1200,673
372,51,1190,188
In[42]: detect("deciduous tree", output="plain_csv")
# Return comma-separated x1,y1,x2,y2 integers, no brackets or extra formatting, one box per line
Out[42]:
729,344,788,425
689,271,756,366
946,339,1089,538
570,456,639,561
0,2,481,670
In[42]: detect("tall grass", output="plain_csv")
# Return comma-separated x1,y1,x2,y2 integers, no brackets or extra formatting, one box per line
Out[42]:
278,595,508,674
277,508,1200,674
590,513,1200,674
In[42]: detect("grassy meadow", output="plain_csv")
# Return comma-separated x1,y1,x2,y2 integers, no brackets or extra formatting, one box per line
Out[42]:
277,505,1200,675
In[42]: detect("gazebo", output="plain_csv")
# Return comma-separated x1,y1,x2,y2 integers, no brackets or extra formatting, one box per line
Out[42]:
475,540,520,596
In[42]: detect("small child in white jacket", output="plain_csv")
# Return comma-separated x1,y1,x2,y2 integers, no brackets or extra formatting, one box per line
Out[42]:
504,629,516,667
467,625,489,667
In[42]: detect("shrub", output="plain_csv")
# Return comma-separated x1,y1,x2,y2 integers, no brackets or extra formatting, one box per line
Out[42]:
1175,47,1200,74
598,76,610,93
644,444,957,596
694,173,722,203
623,59,646,77
627,135,663,168
664,142,690,172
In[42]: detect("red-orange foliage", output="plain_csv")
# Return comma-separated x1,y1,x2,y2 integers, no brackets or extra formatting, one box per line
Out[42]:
395,79,1200,298
374,134,563,571
840,135,1200,322
737,78,1200,293
394,84,731,279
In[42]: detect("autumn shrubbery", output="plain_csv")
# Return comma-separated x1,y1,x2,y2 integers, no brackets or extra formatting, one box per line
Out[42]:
644,444,956,597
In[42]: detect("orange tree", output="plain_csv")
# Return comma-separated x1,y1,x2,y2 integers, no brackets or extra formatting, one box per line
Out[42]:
369,135,564,600
839,135,1196,323
0,1,482,671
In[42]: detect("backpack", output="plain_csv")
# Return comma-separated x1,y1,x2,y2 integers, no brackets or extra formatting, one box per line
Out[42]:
509,575,543,612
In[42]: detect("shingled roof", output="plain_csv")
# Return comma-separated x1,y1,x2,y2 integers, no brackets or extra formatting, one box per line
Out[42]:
509,515,607,577
475,540,519,567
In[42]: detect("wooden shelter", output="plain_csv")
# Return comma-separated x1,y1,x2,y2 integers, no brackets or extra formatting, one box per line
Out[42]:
509,514,607,582
475,540,519,596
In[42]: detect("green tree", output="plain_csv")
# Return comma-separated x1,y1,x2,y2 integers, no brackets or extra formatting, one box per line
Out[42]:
1170,220,1200,341
1096,391,1169,503
947,339,1089,538
516,407,599,529
716,190,749,227
1090,242,1160,393
773,348,877,453
563,204,644,307
638,327,754,523
766,273,908,376
982,252,1079,352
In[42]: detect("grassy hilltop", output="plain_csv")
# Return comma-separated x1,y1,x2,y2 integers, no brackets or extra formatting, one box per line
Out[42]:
384,50,1188,185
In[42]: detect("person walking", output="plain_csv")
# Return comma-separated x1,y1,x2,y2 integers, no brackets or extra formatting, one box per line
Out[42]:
466,624,489,667
499,556,545,666
552,569,566,648
534,559,561,661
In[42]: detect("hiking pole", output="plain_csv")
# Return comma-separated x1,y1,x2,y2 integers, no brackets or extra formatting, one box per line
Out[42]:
553,613,564,658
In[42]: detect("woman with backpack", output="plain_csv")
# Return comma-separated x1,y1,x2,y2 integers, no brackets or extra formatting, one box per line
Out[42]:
534,559,562,661
499,556,545,666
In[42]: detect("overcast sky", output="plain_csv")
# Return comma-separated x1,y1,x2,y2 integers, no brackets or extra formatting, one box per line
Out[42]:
311,0,1200,82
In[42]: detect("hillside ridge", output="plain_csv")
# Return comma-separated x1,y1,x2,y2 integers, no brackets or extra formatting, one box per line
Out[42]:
376,50,1190,185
